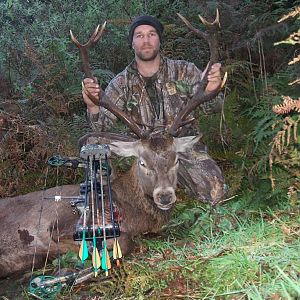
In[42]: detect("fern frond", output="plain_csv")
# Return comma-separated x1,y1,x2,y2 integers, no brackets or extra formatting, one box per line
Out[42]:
269,115,300,189
274,29,300,45
278,6,300,22
252,113,278,151
272,96,300,114
288,54,300,65
289,78,300,85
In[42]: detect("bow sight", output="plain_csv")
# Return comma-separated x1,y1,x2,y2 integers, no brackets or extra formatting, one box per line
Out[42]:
29,143,122,299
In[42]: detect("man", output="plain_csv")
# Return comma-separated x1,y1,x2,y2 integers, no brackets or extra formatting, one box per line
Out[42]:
82,15,225,205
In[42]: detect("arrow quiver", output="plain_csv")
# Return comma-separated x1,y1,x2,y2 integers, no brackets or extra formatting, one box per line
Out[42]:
28,143,122,299
45,144,121,246
75,144,121,274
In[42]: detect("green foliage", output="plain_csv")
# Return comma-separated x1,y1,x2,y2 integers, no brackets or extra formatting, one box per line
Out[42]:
51,251,80,269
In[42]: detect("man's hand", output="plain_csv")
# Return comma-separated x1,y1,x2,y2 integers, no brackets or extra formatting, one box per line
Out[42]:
82,78,101,114
206,63,222,92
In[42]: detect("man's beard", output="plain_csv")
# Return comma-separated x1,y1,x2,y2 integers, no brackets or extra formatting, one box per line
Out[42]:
135,47,160,61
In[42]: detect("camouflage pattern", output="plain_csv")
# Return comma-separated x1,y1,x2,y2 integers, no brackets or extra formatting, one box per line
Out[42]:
88,56,224,135
87,56,225,204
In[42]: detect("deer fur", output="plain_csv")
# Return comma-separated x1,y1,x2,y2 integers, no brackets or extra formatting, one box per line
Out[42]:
0,185,79,278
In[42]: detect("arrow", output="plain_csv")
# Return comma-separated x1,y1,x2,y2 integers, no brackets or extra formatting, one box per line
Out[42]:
90,156,101,276
99,157,111,276
105,154,122,266
79,159,90,262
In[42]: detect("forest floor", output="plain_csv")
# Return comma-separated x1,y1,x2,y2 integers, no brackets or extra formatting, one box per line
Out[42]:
0,194,299,300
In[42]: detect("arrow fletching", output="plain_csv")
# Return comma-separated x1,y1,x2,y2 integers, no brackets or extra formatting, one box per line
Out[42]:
92,246,101,276
101,244,111,276
113,239,122,260
106,249,111,270
79,239,88,261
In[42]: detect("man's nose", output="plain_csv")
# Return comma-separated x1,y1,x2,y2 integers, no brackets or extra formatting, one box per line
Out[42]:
143,36,151,43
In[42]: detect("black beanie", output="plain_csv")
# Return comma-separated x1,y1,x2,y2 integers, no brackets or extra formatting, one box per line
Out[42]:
128,15,164,47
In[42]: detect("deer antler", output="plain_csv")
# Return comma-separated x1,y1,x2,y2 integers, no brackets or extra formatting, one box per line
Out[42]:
70,23,106,82
168,9,227,136
70,23,147,139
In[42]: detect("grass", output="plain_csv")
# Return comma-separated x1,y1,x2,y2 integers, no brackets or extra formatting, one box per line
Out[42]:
1,195,299,299
113,196,300,299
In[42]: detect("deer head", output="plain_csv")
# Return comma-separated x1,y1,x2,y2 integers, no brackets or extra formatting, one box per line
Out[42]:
110,133,200,210
78,131,201,211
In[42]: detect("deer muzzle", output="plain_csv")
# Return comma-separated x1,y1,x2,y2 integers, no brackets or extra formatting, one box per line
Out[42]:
153,187,176,210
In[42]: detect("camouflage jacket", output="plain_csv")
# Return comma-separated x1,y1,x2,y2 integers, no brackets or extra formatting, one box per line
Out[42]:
88,56,223,135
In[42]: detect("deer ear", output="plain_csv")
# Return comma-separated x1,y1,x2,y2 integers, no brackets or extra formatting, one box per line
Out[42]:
173,135,202,153
109,140,141,157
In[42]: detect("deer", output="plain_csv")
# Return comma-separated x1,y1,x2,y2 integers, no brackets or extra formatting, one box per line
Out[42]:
0,11,226,279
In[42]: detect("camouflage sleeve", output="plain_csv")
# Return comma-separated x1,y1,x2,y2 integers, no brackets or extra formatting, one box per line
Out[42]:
200,92,224,115
87,73,127,132
184,62,224,115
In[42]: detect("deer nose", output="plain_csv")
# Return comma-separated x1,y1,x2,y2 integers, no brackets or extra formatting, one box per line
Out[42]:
154,188,176,210
159,194,173,205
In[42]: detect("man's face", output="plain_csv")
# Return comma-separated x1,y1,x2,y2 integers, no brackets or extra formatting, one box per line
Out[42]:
132,25,160,61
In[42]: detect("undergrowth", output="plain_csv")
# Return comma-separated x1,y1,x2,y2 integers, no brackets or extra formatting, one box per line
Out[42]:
114,196,300,300
2,195,298,300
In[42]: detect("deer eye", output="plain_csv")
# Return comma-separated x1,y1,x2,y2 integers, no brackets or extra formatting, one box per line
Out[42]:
139,160,146,167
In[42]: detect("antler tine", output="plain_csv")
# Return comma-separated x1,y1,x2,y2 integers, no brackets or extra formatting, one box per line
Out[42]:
69,29,81,47
84,24,101,47
198,8,220,27
70,24,100,49
70,23,106,48
71,23,146,139
177,13,207,40
169,9,227,136
93,21,107,43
